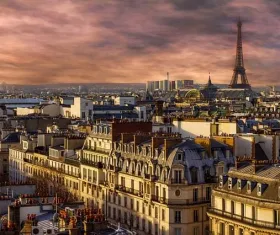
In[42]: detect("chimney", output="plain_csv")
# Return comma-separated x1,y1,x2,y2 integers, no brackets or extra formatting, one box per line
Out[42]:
152,137,165,157
121,133,134,144
252,160,267,174
133,134,152,154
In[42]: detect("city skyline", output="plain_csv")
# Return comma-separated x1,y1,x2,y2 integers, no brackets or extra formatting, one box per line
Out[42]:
0,0,280,86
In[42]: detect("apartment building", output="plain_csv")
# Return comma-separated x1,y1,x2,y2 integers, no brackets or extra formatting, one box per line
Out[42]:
207,134,280,235
79,121,234,235
8,120,236,235
9,133,85,200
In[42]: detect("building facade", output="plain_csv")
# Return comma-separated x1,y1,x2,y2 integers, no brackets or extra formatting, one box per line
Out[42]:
208,134,280,235
8,121,237,235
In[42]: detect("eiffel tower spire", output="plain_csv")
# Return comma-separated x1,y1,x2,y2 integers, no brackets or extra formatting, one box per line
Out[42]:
229,18,251,89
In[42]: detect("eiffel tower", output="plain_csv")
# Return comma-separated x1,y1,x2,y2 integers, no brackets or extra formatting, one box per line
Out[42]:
229,19,251,89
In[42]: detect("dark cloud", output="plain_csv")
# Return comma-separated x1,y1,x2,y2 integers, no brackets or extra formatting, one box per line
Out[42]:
169,0,226,10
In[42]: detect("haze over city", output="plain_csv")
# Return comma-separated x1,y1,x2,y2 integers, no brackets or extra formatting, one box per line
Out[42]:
0,0,279,86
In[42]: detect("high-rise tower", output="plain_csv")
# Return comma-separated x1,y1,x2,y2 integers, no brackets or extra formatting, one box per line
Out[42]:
229,19,251,89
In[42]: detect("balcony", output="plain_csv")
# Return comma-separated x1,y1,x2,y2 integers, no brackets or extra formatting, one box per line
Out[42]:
151,196,209,205
116,185,141,197
208,208,280,230
144,174,158,182
80,158,104,169
109,165,121,172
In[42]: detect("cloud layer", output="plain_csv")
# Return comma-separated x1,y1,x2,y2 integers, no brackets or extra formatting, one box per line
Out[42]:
0,0,279,86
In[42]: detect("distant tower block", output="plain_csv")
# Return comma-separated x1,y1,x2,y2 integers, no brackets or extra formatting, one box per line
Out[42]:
229,19,251,89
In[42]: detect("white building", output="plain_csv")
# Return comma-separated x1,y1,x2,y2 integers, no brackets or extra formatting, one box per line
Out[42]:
16,104,61,117
173,119,238,138
134,106,147,121
114,96,136,106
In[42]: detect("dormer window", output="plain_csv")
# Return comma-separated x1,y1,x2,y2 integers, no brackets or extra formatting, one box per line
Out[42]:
237,179,241,190
226,150,230,159
247,181,251,193
257,183,263,196
214,151,218,159
228,178,232,190
201,151,206,159
143,148,146,156
219,175,223,188
155,149,158,158
176,153,182,161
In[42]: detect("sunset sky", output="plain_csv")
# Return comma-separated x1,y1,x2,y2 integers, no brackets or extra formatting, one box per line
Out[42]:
0,0,279,86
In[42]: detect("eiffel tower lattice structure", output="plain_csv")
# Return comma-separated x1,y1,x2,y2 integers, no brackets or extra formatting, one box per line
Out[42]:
229,19,251,89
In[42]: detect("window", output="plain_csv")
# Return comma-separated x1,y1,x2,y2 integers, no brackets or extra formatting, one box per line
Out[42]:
131,198,134,210
193,188,198,202
174,228,181,235
124,197,127,207
274,210,280,225
174,170,182,183
121,177,125,187
237,179,241,190
113,208,116,219
191,167,198,183
124,212,127,223
162,227,165,235
175,211,181,223
193,227,199,235
247,181,251,193
229,225,234,235
239,228,244,235
143,203,145,214
206,187,211,201
136,201,139,211
252,206,256,220
241,203,245,217
176,153,182,161
142,219,145,231
148,221,152,234
219,175,223,187
155,224,158,235
108,206,111,217
162,209,165,221
257,183,262,196
228,178,232,190
193,210,199,222
231,201,235,214
82,112,86,119
155,207,158,218
219,222,225,235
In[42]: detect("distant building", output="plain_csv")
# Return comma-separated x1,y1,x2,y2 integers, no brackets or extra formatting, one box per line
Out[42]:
114,96,136,106
173,118,239,138
146,79,193,92
16,103,61,117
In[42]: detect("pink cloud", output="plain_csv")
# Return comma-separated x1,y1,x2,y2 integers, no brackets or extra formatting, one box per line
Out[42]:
0,0,279,86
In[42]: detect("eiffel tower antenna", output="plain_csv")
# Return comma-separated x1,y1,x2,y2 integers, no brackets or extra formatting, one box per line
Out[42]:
229,18,251,89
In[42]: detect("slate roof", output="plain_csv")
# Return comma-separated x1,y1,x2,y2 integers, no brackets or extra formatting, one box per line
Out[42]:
1,132,21,143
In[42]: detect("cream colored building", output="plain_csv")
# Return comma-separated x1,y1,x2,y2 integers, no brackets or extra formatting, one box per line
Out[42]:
16,103,61,117
207,134,280,235
78,121,234,235
173,119,239,138
9,121,237,235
